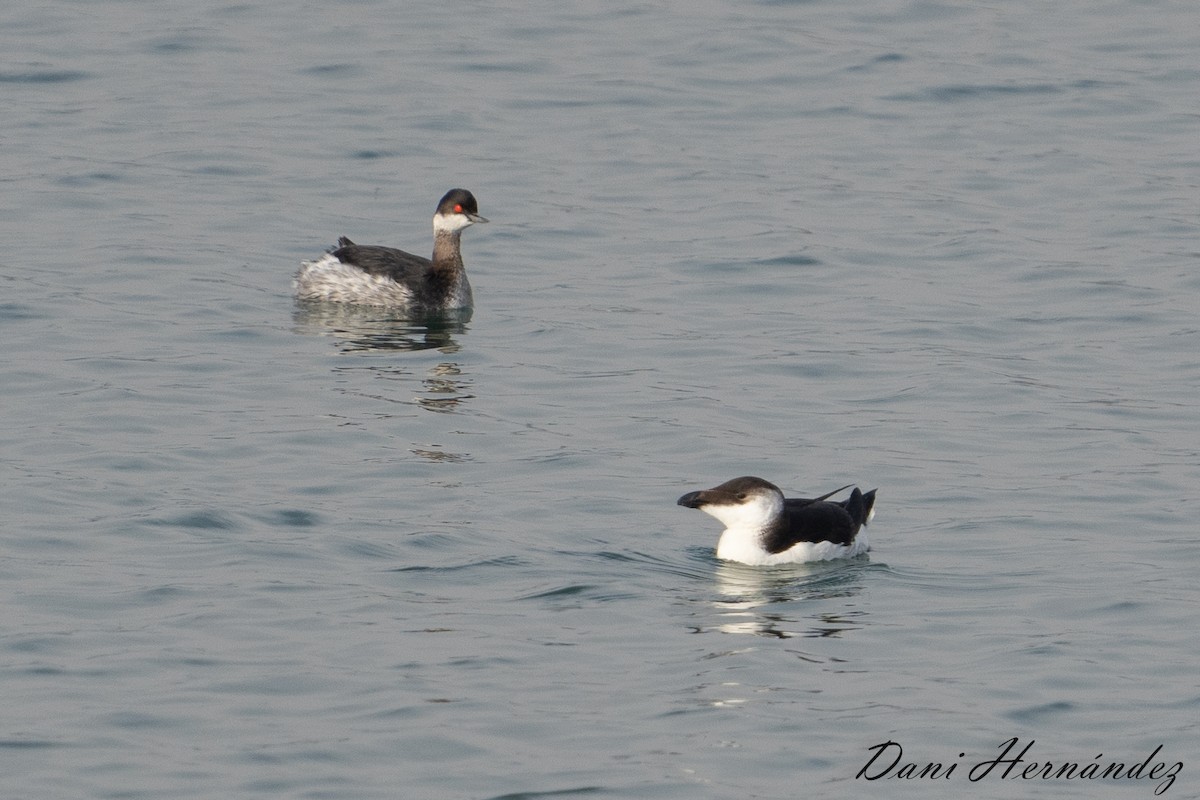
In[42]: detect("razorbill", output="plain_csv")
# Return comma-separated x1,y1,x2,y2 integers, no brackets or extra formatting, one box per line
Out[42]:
677,476,876,565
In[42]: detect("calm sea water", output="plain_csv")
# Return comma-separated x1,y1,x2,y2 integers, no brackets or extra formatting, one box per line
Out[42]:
3,1,1198,798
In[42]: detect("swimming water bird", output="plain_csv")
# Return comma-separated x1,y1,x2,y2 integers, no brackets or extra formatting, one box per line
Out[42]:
677,476,876,565
294,188,487,310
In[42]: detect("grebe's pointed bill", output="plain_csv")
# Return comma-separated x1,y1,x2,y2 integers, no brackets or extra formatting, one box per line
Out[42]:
677,476,877,566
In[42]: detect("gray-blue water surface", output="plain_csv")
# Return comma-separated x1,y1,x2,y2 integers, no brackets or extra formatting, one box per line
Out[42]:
4,1,1198,798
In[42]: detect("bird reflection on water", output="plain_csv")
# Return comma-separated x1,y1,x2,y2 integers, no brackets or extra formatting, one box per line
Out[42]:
292,302,471,354
292,302,476,425
706,560,875,639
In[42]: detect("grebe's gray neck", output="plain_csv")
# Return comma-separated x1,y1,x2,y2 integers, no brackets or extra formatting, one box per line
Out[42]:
431,230,464,271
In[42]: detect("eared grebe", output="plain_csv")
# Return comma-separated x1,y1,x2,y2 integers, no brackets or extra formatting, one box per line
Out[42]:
677,476,876,565
294,188,487,310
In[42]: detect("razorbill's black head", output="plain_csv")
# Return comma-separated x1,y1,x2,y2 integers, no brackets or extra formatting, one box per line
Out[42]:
677,476,876,566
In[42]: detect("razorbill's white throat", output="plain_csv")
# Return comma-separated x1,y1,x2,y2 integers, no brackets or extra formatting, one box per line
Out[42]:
677,476,876,566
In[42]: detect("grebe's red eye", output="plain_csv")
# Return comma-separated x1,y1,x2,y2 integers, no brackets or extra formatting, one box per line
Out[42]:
454,204,463,213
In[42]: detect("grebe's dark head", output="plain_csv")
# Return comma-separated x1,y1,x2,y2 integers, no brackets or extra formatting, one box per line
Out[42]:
434,188,488,233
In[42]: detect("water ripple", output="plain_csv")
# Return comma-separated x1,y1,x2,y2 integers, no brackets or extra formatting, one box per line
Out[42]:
0,68,88,83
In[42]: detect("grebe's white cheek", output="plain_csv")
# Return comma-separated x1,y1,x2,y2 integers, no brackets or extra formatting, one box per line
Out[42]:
433,212,474,234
